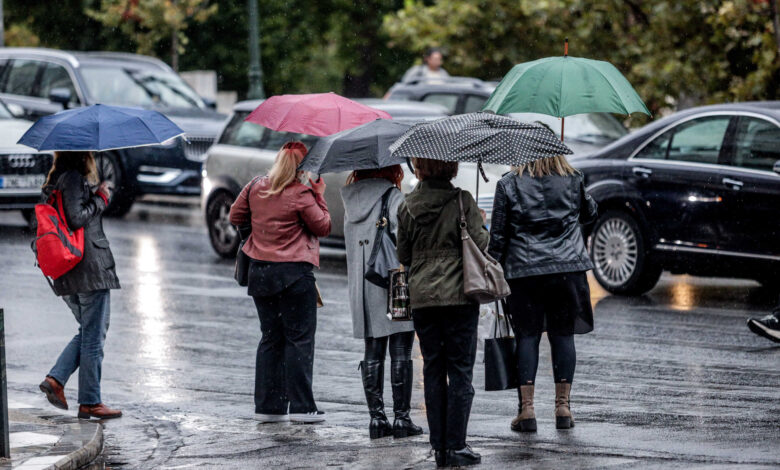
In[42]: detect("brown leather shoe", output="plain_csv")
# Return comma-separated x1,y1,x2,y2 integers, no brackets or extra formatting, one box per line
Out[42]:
511,384,536,432
39,377,68,410
78,403,122,420
555,382,574,429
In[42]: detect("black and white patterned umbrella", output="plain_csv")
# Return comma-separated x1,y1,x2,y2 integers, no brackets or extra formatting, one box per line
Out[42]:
388,112,572,166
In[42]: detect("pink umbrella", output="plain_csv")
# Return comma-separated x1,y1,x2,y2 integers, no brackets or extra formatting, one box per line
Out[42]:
244,92,392,137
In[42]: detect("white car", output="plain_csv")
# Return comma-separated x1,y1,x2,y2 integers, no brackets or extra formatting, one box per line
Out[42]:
0,99,52,223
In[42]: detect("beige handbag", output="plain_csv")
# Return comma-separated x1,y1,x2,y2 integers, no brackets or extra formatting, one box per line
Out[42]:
458,191,511,304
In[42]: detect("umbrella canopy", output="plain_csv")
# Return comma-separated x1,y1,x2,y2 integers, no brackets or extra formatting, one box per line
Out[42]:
298,119,411,174
245,92,392,137
482,56,651,118
389,112,572,167
17,104,184,152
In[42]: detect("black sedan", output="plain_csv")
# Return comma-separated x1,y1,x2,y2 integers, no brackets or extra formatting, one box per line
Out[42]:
574,102,780,295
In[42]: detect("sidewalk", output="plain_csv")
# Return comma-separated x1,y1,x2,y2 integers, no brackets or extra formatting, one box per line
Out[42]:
0,397,102,470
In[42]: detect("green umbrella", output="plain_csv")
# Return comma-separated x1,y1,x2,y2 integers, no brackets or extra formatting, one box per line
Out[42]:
483,40,650,140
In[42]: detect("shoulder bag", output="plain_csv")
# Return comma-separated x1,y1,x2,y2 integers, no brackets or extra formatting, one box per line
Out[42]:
484,301,518,391
458,190,511,304
234,177,260,286
365,187,400,288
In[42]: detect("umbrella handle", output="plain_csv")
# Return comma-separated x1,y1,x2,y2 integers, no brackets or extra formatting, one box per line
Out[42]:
564,37,569,57
406,157,415,175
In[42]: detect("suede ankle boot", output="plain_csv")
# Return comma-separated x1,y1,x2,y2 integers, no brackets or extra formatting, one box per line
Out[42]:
555,382,574,429
511,384,536,432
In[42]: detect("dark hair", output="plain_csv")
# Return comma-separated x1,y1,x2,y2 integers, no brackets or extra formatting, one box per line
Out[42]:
44,151,98,187
346,165,403,188
423,47,443,58
412,158,458,181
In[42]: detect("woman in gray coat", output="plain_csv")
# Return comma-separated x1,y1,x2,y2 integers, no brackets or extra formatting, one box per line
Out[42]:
340,165,422,440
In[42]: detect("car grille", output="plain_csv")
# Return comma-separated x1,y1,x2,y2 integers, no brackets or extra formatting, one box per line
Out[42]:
183,136,215,162
0,153,53,175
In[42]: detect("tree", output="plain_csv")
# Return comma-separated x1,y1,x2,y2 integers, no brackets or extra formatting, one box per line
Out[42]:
87,0,218,71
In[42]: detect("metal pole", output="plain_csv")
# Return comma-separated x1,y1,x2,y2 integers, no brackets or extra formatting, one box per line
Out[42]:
0,0,5,48
247,0,265,99
0,309,9,458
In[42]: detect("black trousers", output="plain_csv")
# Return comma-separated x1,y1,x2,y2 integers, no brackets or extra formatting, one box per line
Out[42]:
253,274,318,414
413,304,479,451
364,331,415,362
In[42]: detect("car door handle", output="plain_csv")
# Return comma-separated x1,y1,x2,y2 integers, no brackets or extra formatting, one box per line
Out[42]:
722,177,743,190
632,166,653,178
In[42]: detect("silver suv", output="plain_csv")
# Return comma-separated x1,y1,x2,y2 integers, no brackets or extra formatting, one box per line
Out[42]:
202,99,449,257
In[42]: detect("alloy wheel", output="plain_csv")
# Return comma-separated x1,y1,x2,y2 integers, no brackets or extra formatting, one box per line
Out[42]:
592,217,639,287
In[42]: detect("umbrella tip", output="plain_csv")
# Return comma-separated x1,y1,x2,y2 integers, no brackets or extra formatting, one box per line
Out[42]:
564,38,569,57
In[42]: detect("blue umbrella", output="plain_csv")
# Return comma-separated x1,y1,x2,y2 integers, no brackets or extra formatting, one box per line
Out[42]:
17,104,185,152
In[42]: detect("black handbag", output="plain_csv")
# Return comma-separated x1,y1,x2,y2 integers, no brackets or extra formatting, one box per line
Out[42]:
484,301,518,391
365,187,400,288
234,177,260,287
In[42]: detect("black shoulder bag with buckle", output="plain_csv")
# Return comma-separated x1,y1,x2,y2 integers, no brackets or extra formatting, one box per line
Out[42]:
365,187,400,288
234,177,259,286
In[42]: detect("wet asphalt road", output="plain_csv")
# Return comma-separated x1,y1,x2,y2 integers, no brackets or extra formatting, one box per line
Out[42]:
0,200,778,469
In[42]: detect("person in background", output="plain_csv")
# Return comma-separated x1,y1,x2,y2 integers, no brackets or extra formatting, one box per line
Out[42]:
229,141,331,424
340,165,423,440
747,298,780,343
488,154,597,433
397,158,488,468
401,47,450,83
38,151,122,420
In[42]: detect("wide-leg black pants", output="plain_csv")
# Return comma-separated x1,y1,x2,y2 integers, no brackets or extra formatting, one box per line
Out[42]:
413,304,479,451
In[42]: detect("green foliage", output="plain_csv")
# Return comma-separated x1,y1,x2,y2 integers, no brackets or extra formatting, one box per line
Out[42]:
384,0,780,117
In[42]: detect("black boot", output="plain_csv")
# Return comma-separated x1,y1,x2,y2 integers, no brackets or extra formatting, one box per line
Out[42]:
447,445,481,467
360,360,392,439
391,360,423,438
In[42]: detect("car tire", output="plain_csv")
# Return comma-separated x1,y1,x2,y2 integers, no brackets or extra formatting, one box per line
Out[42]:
588,210,662,296
207,190,239,258
95,152,134,217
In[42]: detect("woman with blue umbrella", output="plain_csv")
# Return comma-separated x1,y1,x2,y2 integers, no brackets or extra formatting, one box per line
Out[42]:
20,104,183,420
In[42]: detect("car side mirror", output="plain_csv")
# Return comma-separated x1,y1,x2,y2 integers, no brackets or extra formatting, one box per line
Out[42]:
774,160,780,176
202,97,217,110
49,88,72,107
5,102,25,118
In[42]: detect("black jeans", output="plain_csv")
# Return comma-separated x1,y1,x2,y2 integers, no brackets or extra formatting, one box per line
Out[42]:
413,304,479,451
253,274,318,414
364,331,415,362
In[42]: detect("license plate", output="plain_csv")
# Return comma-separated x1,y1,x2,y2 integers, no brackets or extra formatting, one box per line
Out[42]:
0,174,46,189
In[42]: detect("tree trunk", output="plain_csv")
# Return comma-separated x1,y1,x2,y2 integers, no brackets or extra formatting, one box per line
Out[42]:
171,30,179,71
770,0,780,55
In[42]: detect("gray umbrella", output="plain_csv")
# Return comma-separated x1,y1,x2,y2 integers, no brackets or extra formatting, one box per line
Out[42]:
389,112,572,165
298,119,412,174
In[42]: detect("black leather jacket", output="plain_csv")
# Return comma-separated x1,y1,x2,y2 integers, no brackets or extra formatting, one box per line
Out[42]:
45,170,121,296
487,172,598,279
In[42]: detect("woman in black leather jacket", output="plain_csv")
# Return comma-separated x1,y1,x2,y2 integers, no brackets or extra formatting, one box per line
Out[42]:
488,154,597,434
37,151,122,421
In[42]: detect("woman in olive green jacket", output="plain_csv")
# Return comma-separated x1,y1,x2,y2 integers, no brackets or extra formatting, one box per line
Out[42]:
396,158,488,468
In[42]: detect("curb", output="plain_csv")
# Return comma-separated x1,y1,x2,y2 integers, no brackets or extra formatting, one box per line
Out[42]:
49,421,103,470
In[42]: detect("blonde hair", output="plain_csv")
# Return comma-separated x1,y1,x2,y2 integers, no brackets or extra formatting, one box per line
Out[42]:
261,141,308,197
513,155,578,178
44,151,99,187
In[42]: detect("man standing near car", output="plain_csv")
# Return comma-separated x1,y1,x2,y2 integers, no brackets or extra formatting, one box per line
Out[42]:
402,47,450,83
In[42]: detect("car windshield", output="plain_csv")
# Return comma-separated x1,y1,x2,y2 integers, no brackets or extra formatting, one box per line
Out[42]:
0,100,12,119
80,65,205,109
219,111,318,149
509,112,628,143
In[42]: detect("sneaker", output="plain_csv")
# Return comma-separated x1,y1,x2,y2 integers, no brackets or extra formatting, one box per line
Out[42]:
290,410,325,424
255,413,290,423
747,310,780,343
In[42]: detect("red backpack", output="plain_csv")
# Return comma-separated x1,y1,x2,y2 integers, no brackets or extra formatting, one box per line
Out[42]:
33,189,84,279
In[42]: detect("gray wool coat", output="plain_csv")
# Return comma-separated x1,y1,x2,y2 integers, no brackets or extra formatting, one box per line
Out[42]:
341,178,414,339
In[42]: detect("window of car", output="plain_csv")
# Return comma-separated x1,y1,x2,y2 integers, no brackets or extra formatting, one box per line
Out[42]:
463,95,487,114
2,59,41,96
667,116,730,164
218,111,266,148
80,65,205,109
421,93,459,114
0,100,12,119
262,129,317,151
634,129,672,160
730,117,780,172
38,62,79,104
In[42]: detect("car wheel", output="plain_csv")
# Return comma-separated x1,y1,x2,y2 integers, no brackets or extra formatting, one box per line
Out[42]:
95,152,134,217
207,191,239,258
589,210,662,296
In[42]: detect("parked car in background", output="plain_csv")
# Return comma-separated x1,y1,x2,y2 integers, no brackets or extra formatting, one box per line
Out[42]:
202,99,448,258
574,102,780,295
0,98,51,222
0,48,226,215
385,76,498,115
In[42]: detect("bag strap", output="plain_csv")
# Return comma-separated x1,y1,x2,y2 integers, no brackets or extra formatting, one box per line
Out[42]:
376,186,395,231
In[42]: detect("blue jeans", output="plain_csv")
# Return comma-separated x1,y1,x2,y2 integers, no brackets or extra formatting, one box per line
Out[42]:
48,289,111,405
